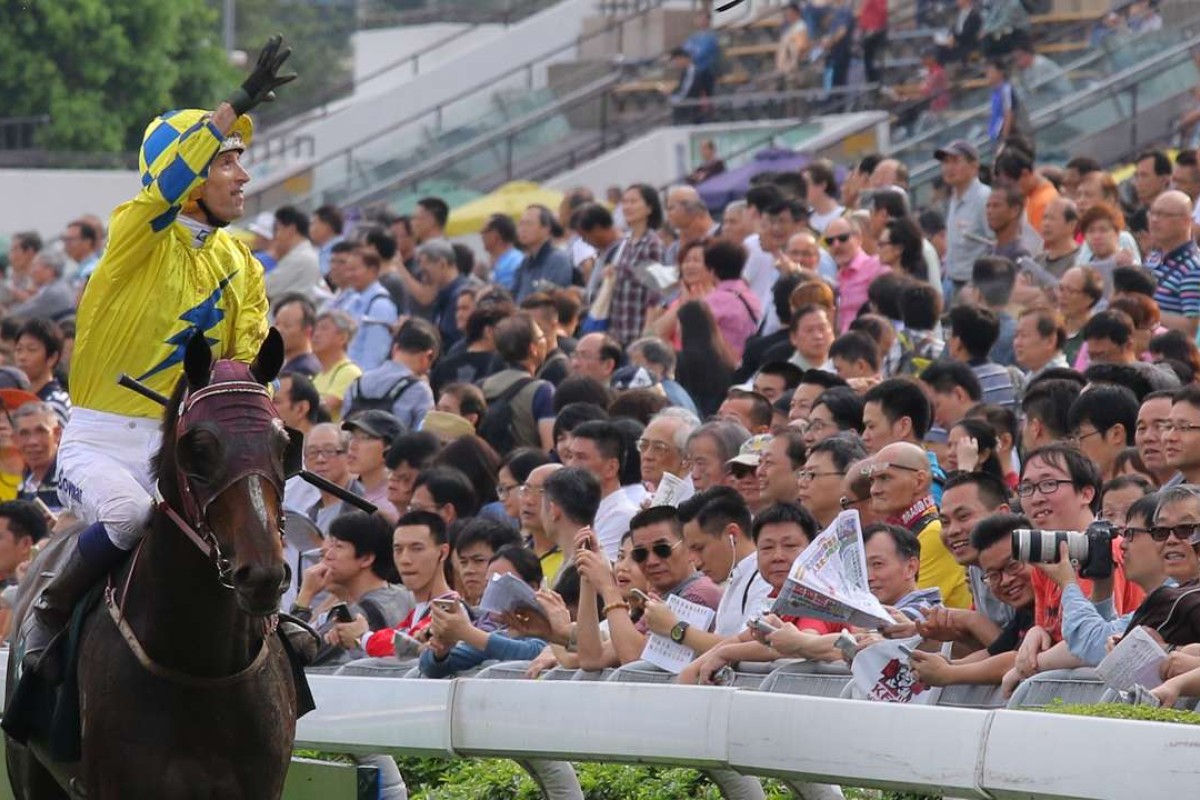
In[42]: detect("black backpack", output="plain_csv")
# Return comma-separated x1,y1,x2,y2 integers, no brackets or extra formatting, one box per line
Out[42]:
349,374,418,415
479,377,536,453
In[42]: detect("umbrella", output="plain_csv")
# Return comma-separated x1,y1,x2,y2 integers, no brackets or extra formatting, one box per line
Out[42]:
446,181,565,237
695,147,816,211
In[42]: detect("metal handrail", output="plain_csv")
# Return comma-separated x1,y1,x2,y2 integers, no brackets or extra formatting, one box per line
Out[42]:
912,32,1200,188
246,0,679,173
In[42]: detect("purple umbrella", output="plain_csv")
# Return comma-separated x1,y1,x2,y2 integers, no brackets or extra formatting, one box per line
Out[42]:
696,147,815,211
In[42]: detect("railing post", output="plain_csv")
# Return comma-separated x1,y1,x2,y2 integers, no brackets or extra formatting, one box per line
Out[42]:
506,133,515,182
413,55,420,77
1130,82,1139,155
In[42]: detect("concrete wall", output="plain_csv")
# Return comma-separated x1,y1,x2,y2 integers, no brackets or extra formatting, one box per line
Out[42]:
351,23,505,101
0,169,137,239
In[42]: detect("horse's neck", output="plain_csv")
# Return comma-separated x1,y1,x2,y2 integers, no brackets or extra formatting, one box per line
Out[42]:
121,511,263,679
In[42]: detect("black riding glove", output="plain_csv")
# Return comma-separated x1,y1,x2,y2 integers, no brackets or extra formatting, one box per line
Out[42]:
226,33,298,116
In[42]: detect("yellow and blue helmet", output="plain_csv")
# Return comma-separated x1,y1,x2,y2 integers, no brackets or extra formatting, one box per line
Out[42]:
138,108,254,187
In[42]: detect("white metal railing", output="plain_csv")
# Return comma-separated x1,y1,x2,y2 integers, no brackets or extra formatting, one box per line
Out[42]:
292,673,1200,798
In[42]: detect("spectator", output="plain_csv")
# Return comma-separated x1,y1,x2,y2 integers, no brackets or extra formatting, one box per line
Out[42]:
480,314,556,451
274,294,322,378
946,305,1020,411
802,387,863,448
820,0,857,93
937,0,982,66
752,361,803,404
921,361,982,432
663,186,717,266
1034,197,1080,281
1012,41,1072,102
449,519,522,607
8,250,73,323
539,465,600,584
1134,390,1177,486
568,421,639,559
603,186,666,344
291,511,412,666
937,139,991,299
686,139,726,185
410,467,478,527
675,300,736,418
478,213,522,293
781,303,835,373
968,256,1018,367
1021,377,1081,452
802,160,845,234
980,0,1029,58
896,283,945,375
1013,307,1068,380
1057,266,1105,365
343,318,438,432
830,331,881,382
266,206,321,303
985,59,1028,142
429,305,507,395
1081,310,1137,366
575,505,721,669
342,410,403,522
878,217,930,284
686,420,749,493
569,333,621,385
276,372,327,438
945,417,1005,480
665,47,710,126
1145,191,1200,337
13,402,63,515
799,435,867,528
866,442,971,609
421,545,549,677
939,472,1016,627
434,383,487,433
0,500,46,586
302,424,360,533
638,408,700,491
1164,385,1200,486
995,146,1059,233
3,232,41,307
985,184,1030,262
384,431,440,517
682,8,720,84
858,0,888,86
754,429,805,506
515,205,573,303
308,204,345,278
341,248,400,370
1067,384,1139,482
718,390,773,437
14,320,70,424
348,511,457,658
826,217,886,334
63,218,101,285
627,337,699,415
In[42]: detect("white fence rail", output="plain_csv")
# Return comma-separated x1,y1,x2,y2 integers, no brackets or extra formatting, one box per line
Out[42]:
296,673,1200,799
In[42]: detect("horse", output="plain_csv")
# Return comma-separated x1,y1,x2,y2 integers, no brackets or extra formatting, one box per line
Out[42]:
5,330,303,799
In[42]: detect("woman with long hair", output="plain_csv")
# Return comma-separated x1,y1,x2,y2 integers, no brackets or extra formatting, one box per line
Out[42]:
602,183,665,345
878,217,928,282
675,299,735,418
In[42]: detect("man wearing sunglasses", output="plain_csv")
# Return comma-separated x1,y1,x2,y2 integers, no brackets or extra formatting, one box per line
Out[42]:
824,217,886,334
866,442,971,609
576,506,721,669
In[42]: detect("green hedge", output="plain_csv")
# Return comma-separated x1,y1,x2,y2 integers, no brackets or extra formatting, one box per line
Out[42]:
1039,701,1200,725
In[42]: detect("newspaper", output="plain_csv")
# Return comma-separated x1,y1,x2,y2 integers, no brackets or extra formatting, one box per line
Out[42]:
1097,625,1167,691
770,510,895,629
640,594,716,674
631,261,679,294
651,473,687,508
478,573,546,619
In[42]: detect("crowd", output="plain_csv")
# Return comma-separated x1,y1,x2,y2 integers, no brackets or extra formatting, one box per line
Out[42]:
9,115,1200,708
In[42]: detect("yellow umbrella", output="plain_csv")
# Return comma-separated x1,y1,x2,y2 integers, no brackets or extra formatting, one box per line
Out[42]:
445,181,565,237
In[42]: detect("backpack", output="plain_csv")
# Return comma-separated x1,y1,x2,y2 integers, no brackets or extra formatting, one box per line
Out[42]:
479,377,536,453
349,374,418,415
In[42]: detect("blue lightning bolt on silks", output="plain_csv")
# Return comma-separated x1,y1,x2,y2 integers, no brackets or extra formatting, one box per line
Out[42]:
137,271,238,382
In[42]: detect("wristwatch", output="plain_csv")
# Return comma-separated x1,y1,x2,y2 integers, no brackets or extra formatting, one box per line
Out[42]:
670,621,690,644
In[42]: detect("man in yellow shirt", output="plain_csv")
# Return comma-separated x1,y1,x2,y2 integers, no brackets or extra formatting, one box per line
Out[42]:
23,36,296,675
863,442,972,609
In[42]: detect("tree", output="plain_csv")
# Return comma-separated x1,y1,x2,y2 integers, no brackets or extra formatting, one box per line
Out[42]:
234,0,355,129
0,0,237,154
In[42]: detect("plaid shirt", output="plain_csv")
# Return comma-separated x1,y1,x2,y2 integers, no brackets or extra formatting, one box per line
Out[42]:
608,230,663,344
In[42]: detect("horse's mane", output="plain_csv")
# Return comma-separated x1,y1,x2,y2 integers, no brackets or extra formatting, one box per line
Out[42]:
149,376,189,485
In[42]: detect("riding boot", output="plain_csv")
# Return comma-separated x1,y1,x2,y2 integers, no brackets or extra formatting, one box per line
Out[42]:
21,522,128,682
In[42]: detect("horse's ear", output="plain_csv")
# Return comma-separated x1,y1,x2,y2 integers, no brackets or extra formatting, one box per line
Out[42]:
251,328,285,385
183,330,212,391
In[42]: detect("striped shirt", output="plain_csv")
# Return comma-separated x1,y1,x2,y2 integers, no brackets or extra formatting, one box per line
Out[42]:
971,361,1019,411
1147,240,1200,319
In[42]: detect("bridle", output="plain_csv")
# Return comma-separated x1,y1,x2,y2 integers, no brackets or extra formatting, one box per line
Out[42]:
160,379,288,590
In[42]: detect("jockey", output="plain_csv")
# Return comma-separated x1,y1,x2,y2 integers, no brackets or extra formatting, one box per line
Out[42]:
22,36,297,676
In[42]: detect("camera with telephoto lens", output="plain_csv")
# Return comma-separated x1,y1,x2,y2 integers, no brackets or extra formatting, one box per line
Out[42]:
1011,520,1117,579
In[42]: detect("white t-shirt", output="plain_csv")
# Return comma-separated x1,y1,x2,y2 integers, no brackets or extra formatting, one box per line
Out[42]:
594,488,641,560
742,234,781,336
714,552,774,637
809,205,845,235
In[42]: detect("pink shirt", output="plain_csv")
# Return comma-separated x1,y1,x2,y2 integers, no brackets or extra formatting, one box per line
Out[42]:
836,251,889,333
707,279,763,359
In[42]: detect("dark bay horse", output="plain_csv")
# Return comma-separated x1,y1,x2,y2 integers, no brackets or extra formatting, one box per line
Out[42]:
6,330,301,799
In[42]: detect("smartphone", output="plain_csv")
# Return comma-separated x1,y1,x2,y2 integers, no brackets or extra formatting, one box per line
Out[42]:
746,616,779,636
629,588,651,603
329,602,353,624
835,631,858,662
432,599,459,612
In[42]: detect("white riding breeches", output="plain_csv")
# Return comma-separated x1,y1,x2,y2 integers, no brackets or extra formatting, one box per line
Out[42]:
57,408,161,550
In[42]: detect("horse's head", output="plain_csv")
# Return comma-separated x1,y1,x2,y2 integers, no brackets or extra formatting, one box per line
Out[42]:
159,329,302,615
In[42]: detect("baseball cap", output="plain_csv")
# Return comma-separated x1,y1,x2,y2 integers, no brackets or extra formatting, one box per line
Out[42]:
934,139,979,162
341,410,405,445
727,434,773,467
247,211,275,239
